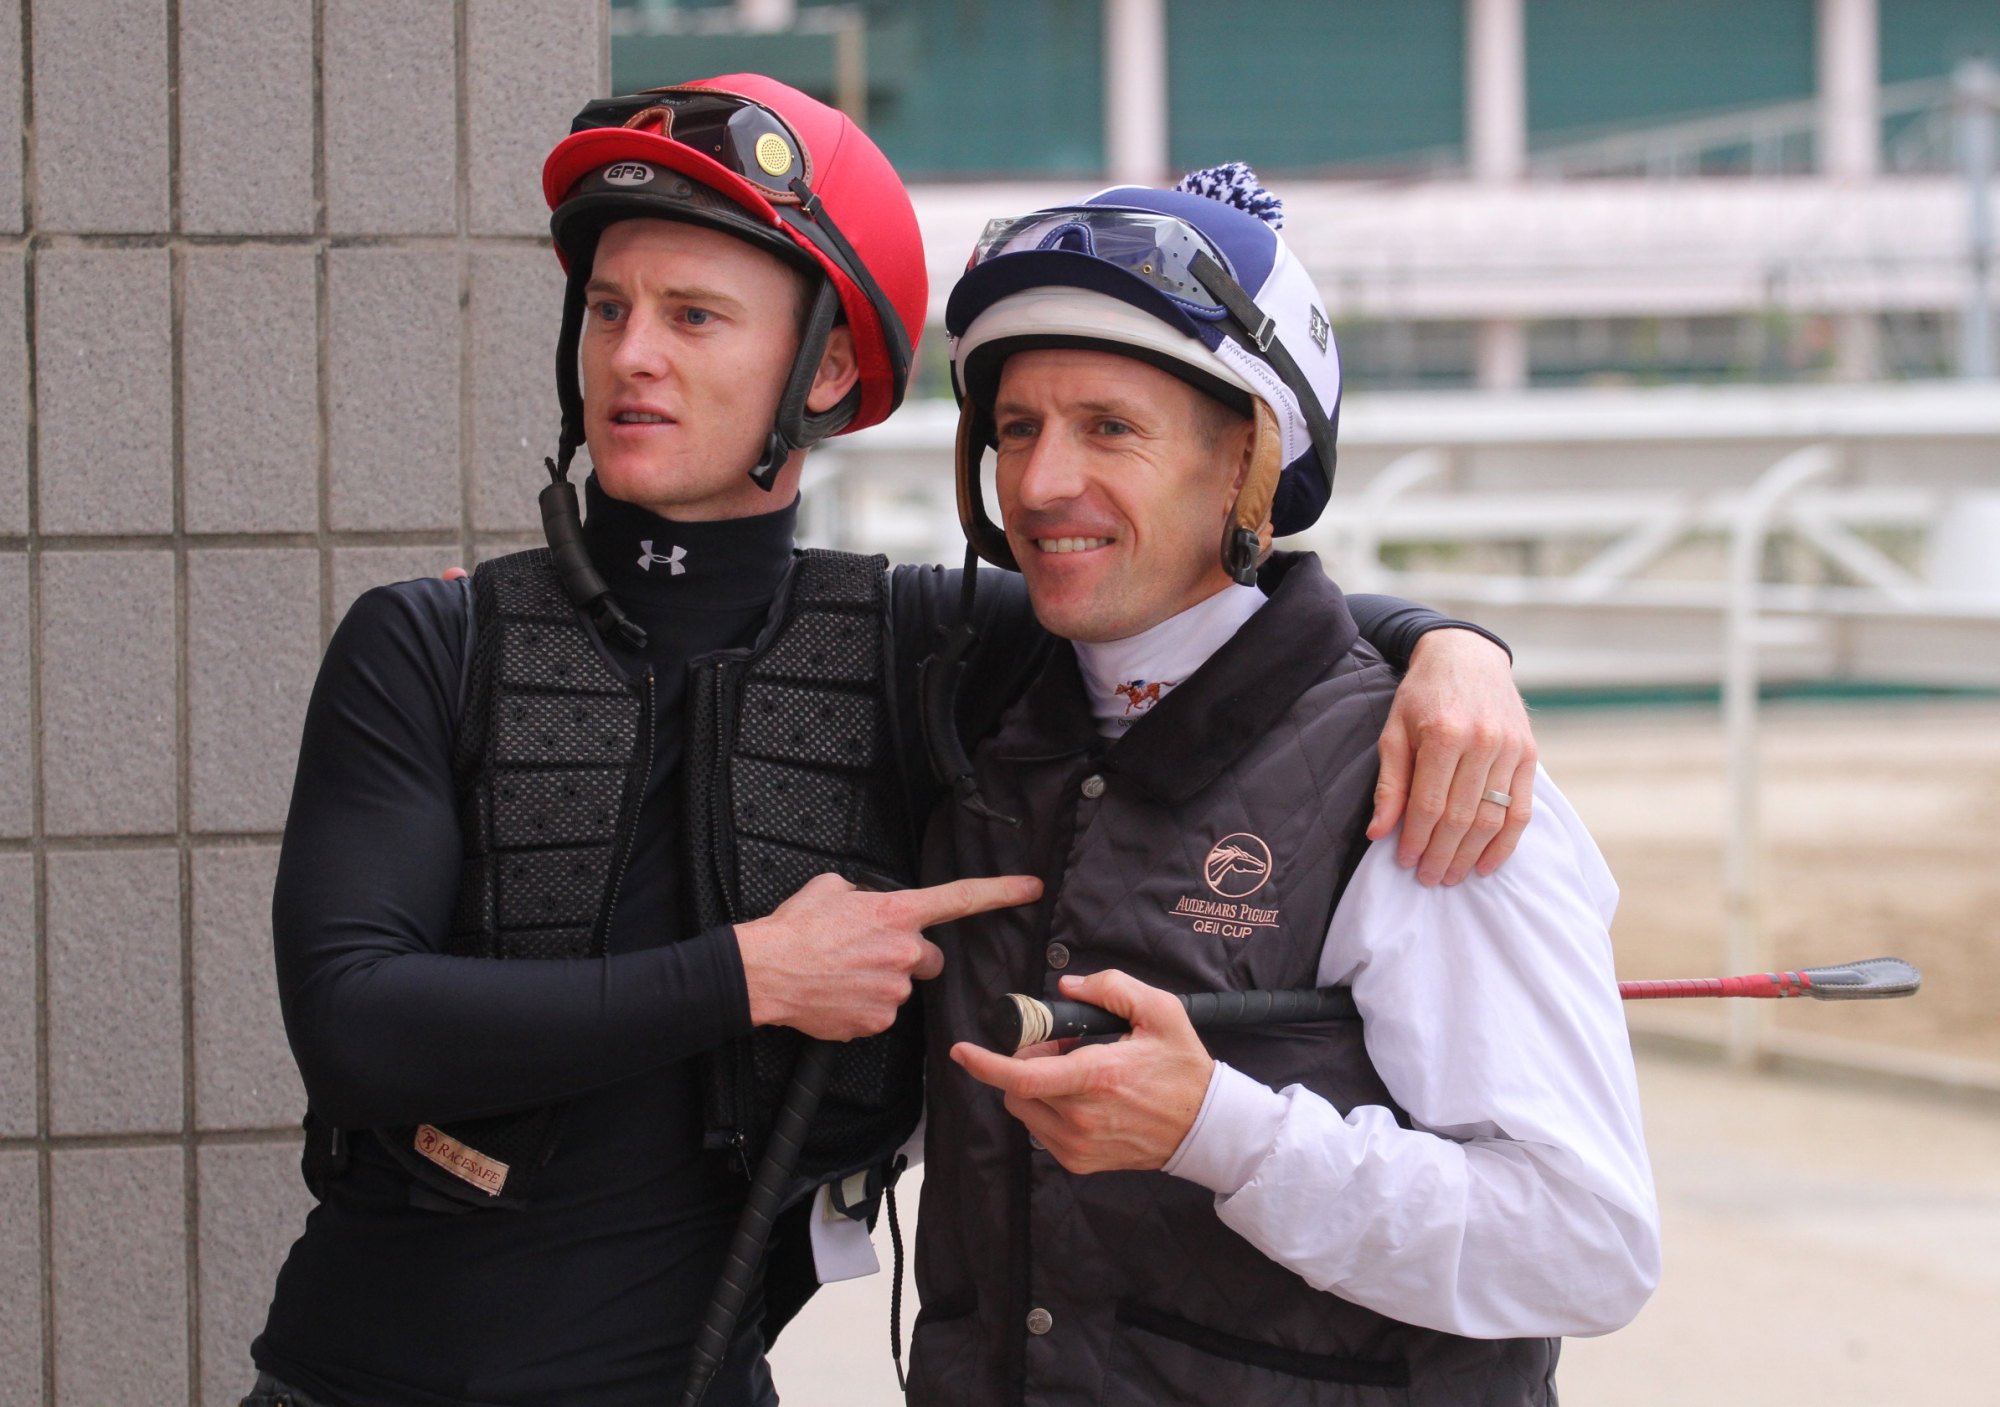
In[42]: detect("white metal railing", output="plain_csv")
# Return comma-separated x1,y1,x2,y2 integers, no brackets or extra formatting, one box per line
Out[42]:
1526,78,1958,179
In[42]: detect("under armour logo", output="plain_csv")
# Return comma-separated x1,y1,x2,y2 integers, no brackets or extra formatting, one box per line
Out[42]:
1308,306,1331,354
637,540,686,575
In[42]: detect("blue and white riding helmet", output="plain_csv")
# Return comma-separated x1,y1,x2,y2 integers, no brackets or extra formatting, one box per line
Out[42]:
946,163,1341,583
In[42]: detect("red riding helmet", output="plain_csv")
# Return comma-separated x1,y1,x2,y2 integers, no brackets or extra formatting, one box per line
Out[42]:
542,76,926,478
529,76,926,648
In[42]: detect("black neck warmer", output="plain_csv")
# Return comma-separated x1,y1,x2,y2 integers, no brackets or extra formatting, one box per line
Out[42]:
581,473,801,628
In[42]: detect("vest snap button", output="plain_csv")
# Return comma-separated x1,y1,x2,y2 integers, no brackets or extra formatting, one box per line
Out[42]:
1045,942,1070,970
1080,774,1106,800
1026,1307,1053,1336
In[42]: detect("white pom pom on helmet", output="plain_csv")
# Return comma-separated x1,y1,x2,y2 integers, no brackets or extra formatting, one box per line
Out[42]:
945,167,1342,585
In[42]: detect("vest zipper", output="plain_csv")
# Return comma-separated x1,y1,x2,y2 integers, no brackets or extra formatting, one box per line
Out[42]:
709,660,760,1179
597,669,655,947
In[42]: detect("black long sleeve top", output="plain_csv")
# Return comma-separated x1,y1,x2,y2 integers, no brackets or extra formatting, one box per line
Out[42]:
252,476,1487,1407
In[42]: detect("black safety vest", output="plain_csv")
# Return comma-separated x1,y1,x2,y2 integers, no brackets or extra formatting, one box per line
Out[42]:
370,547,923,1213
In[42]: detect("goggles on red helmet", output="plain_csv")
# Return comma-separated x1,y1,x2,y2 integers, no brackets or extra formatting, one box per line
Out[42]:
566,87,813,203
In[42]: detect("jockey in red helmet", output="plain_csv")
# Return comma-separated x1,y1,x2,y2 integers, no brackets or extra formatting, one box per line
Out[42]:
535,75,928,644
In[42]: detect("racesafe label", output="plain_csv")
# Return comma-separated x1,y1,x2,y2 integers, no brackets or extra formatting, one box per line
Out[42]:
414,1124,510,1195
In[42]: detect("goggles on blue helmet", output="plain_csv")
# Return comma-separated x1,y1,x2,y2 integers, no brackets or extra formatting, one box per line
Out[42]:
969,205,1239,322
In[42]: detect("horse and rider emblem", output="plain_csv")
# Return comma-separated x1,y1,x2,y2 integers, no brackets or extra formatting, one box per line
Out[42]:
1113,678,1173,715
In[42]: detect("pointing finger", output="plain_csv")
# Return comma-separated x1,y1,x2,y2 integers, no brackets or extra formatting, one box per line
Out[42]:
896,874,1043,930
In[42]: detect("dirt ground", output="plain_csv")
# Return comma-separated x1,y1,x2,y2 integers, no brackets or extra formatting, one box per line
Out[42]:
777,1053,2000,1407
1536,696,2000,1068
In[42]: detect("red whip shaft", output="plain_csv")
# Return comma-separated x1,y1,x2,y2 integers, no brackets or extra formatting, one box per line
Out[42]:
1618,971,1812,1000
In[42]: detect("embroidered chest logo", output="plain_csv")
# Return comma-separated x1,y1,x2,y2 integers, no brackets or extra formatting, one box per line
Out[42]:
1113,678,1174,715
1204,832,1273,897
637,540,686,575
1170,832,1281,938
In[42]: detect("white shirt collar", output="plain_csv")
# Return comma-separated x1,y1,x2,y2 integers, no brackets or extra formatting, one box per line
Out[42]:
1073,584,1267,737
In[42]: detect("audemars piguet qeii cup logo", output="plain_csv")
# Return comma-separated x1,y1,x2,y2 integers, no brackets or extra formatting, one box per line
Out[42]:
1169,832,1281,940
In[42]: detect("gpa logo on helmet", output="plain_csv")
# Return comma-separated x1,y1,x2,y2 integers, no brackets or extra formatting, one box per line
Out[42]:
1203,832,1273,898
602,163,655,187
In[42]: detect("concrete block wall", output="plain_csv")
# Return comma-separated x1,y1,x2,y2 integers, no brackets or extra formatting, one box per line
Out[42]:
1,4,606,1402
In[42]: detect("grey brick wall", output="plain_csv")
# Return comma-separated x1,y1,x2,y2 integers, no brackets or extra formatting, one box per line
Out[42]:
1,3,607,1401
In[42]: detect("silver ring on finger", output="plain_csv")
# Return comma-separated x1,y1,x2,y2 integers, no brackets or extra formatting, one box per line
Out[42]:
1480,788,1513,808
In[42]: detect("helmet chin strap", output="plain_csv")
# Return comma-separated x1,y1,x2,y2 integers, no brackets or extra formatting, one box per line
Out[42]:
952,401,1017,572
748,278,856,490
747,429,791,493
542,257,649,649
1221,399,1283,586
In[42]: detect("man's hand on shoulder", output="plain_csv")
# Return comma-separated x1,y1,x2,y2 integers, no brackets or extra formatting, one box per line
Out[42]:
735,872,1042,1042
951,970,1213,1174
1368,627,1537,887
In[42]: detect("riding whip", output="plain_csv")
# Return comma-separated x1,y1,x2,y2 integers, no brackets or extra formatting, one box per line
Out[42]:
984,956,1923,1053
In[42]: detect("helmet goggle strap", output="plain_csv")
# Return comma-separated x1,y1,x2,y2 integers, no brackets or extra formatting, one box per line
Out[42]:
775,179,912,410
1185,247,1339,492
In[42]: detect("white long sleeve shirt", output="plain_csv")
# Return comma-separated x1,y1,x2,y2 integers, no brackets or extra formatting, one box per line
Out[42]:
1092,588,1660,1340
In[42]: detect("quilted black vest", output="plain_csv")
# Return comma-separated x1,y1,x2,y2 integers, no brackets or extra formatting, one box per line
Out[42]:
909,556,1559,1407
377,547,921,1211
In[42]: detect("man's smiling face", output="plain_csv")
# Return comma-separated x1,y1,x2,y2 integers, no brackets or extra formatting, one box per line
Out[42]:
992,347,1252,643
579,218,849,521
